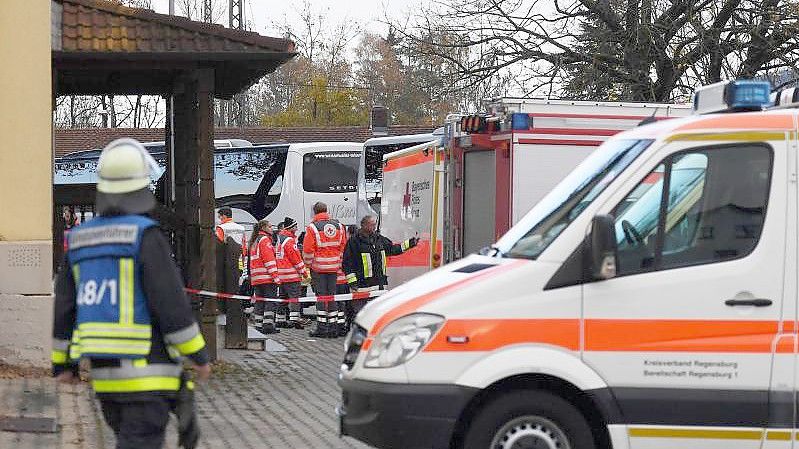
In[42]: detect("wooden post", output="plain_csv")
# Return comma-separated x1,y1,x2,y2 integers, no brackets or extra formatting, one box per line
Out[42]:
173,70,218,361
196,68,219,359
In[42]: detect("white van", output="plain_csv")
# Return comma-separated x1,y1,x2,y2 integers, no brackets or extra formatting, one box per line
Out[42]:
55,141,370,232
339,80,798,449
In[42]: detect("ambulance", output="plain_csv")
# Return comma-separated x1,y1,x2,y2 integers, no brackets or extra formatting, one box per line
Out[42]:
339,80,799,449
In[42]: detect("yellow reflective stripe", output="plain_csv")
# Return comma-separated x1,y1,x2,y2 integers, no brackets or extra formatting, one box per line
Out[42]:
118,259,127,324
401,239,410,251
77,322,151,339
666,131,787,143
78,338,151,355
361,253,372,278
51,350,68,364
72,265,80,285
92,376,180,393
628,427,763,440
381,250,387,272
78,322,150,331
766,430,791,441
132,359,148,368
174,333,206,356
118,258,134,325
77,330,151,339
346,273,357,284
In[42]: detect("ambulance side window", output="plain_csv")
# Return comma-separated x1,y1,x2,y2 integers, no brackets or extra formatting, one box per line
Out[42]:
612,144,772,277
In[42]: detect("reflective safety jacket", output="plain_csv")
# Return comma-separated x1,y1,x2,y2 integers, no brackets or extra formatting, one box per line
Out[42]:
215,217,245,246
276,230,305,283
302,213,346,274
343,231,413,288
249,232,279,286
53,214,209,397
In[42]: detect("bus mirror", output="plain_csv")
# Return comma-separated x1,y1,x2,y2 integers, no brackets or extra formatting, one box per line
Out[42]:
591,215,617,280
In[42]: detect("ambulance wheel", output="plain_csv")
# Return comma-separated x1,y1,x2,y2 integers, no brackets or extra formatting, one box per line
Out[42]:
462,390,595,449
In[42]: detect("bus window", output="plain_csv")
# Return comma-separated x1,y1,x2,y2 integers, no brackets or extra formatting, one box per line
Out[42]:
215,147,288,219
303,151,360,193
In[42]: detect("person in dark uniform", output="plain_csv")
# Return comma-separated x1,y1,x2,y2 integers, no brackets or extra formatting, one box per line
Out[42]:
52,139,211,449
343,215,418,319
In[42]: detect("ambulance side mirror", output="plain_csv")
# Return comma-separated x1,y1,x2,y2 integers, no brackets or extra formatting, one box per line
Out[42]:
590,215,618,280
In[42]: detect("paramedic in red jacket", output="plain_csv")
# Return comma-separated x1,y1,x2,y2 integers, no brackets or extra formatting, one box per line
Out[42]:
302,202,347,338
276,217,307,329
248,219,280,334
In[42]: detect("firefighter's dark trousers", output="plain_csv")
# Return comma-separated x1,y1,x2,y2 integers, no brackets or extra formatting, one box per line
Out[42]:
100,398,171,449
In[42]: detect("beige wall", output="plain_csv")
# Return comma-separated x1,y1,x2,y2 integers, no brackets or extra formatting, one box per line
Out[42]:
0,0,52,242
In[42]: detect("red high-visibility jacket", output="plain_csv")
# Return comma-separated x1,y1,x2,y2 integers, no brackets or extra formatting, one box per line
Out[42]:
302,213,346,274
276,230,306,283
249,231,279,286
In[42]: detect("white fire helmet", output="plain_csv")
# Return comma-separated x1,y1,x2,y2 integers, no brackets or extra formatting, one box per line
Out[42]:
95,138,160,214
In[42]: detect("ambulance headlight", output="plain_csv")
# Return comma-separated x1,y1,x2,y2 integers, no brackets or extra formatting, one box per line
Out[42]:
364,313,444,368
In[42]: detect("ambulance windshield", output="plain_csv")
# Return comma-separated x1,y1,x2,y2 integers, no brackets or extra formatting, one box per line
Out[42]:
501,139,652,259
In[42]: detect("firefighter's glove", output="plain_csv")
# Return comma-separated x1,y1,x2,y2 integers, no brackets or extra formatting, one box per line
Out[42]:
174,372,200,449
409,237,419,248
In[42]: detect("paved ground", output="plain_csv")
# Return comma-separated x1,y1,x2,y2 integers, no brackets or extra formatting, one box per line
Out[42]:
0,328,372,449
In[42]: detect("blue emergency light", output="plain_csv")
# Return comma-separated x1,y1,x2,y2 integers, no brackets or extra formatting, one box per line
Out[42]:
692,80,771,115
511,113,531,130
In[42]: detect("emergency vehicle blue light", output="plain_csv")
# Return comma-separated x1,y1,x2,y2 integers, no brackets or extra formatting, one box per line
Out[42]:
728,80,770,108
693,80,771,114
511,113,531,130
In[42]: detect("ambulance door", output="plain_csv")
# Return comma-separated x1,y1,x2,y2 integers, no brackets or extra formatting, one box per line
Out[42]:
462,149,496,255
381,146,436,288
582,136,789,448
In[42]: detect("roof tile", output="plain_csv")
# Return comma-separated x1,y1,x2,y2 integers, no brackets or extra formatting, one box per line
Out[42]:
56,0,294,55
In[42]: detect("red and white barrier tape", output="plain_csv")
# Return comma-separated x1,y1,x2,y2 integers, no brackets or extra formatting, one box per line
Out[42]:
184,287,386,303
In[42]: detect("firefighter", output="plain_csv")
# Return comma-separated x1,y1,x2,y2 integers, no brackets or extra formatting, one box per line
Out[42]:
248,219,280,334
302,202,347,338
276,217,307,329
52,139,210,449
343,215,418,318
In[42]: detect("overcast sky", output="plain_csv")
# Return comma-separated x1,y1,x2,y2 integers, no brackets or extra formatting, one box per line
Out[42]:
150,0,420,39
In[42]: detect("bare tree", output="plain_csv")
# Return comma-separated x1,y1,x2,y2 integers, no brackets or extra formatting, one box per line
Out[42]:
177,0,225,23
392,0,799,102
54,95,165,129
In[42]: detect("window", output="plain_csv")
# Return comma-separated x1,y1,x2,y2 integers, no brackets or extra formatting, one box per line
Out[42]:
503,139,653,259
214,147,288,219
612,144,772,276
303,151,360,193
